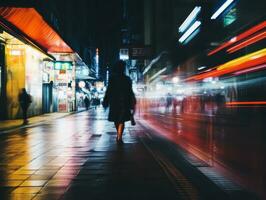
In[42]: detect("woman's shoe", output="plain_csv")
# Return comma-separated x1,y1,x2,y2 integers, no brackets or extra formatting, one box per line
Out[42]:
116,137,123,144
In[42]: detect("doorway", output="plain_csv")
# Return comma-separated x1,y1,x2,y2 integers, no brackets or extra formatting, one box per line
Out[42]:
42,82,53,113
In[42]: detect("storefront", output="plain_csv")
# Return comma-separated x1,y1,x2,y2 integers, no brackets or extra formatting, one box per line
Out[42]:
54,61,75,112
42,60,55,113
0,40,6,119
0,30,51,119
0,7,80,118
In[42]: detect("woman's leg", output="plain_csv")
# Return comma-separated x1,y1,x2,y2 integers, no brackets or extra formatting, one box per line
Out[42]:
117,123,125,140
115,122,119,132
114,122,124,141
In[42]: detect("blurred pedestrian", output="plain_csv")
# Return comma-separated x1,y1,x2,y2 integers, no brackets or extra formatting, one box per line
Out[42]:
18,88,32,125
166,93,172,111
84,96,90,110
103,60,136,144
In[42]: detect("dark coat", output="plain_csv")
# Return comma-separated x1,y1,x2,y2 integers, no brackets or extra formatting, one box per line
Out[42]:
18,92,32,110
103,74,136,123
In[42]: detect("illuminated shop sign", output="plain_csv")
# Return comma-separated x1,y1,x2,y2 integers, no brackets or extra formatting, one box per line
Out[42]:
223,8,237,27
54,62,72,70
119,48,129,60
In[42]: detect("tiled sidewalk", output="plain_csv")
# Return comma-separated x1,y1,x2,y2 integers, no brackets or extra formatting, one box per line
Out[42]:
0,109,179,200
0,111,85,133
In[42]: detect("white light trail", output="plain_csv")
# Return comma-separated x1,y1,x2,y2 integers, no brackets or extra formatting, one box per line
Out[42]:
211,0,234,20
148,67,167,82
179,6,201,33
179,21,201,43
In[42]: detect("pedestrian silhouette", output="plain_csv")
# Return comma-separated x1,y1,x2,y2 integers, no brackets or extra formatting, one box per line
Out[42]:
18,88,32,125
166,93,172,111
103,60,136,144
84,96,90,110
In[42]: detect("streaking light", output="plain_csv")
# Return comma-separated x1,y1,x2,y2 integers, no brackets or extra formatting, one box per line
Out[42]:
227,31,266,53
179,21,201,43
226,101,266,106
217,49,266,71
198,66,207,70
148,67,167,82
179,6,201,33
186,48,266,81
211,0,234,20
208,21,266,56
233,64,266,75
183,28,200,45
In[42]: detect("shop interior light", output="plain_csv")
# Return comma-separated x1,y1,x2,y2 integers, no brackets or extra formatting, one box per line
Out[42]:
78,81,86,88
179,21,201,43
211,0,234,20
10,49,21,56
179,6,201,33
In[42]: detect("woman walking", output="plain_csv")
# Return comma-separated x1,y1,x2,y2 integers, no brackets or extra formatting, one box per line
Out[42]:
103,60,136,143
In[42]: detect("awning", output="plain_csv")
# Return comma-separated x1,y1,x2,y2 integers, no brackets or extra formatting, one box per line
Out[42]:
0,7,73,53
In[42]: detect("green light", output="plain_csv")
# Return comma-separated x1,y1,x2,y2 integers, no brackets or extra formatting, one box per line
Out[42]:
54,62,61,70
54,62,72,70
223,8,237,27
62,62,72,70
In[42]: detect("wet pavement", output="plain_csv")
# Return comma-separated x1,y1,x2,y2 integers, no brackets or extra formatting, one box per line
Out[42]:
0,108,184,200
0,108,257,200
0,112,72,133
140,105,263,199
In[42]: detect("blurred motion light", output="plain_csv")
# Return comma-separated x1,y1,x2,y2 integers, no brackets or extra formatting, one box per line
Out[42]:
172,77,179,83
198,66,206,70
179,6,201,33
149,67,167,82
208,21,266,56
10,49,21,56
227,31,266,53
211,0,234,20
233,64,266,75
226,101,266,106
179,21,201,43
156,83,163,90
187,48,266,81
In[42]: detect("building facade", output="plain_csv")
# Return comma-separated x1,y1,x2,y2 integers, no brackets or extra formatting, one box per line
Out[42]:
0,7,85,119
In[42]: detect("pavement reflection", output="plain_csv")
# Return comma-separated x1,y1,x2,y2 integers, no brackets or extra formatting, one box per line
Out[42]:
0,108,180,200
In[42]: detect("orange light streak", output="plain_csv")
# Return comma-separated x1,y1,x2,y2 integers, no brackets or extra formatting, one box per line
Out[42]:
233,64,266,75
186,48,266,81
208,21,266,56
217,49,266,70
226,101,266,105
227,31,266,53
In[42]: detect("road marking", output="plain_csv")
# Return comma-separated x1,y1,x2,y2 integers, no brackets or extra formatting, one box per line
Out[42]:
140,135,199,200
